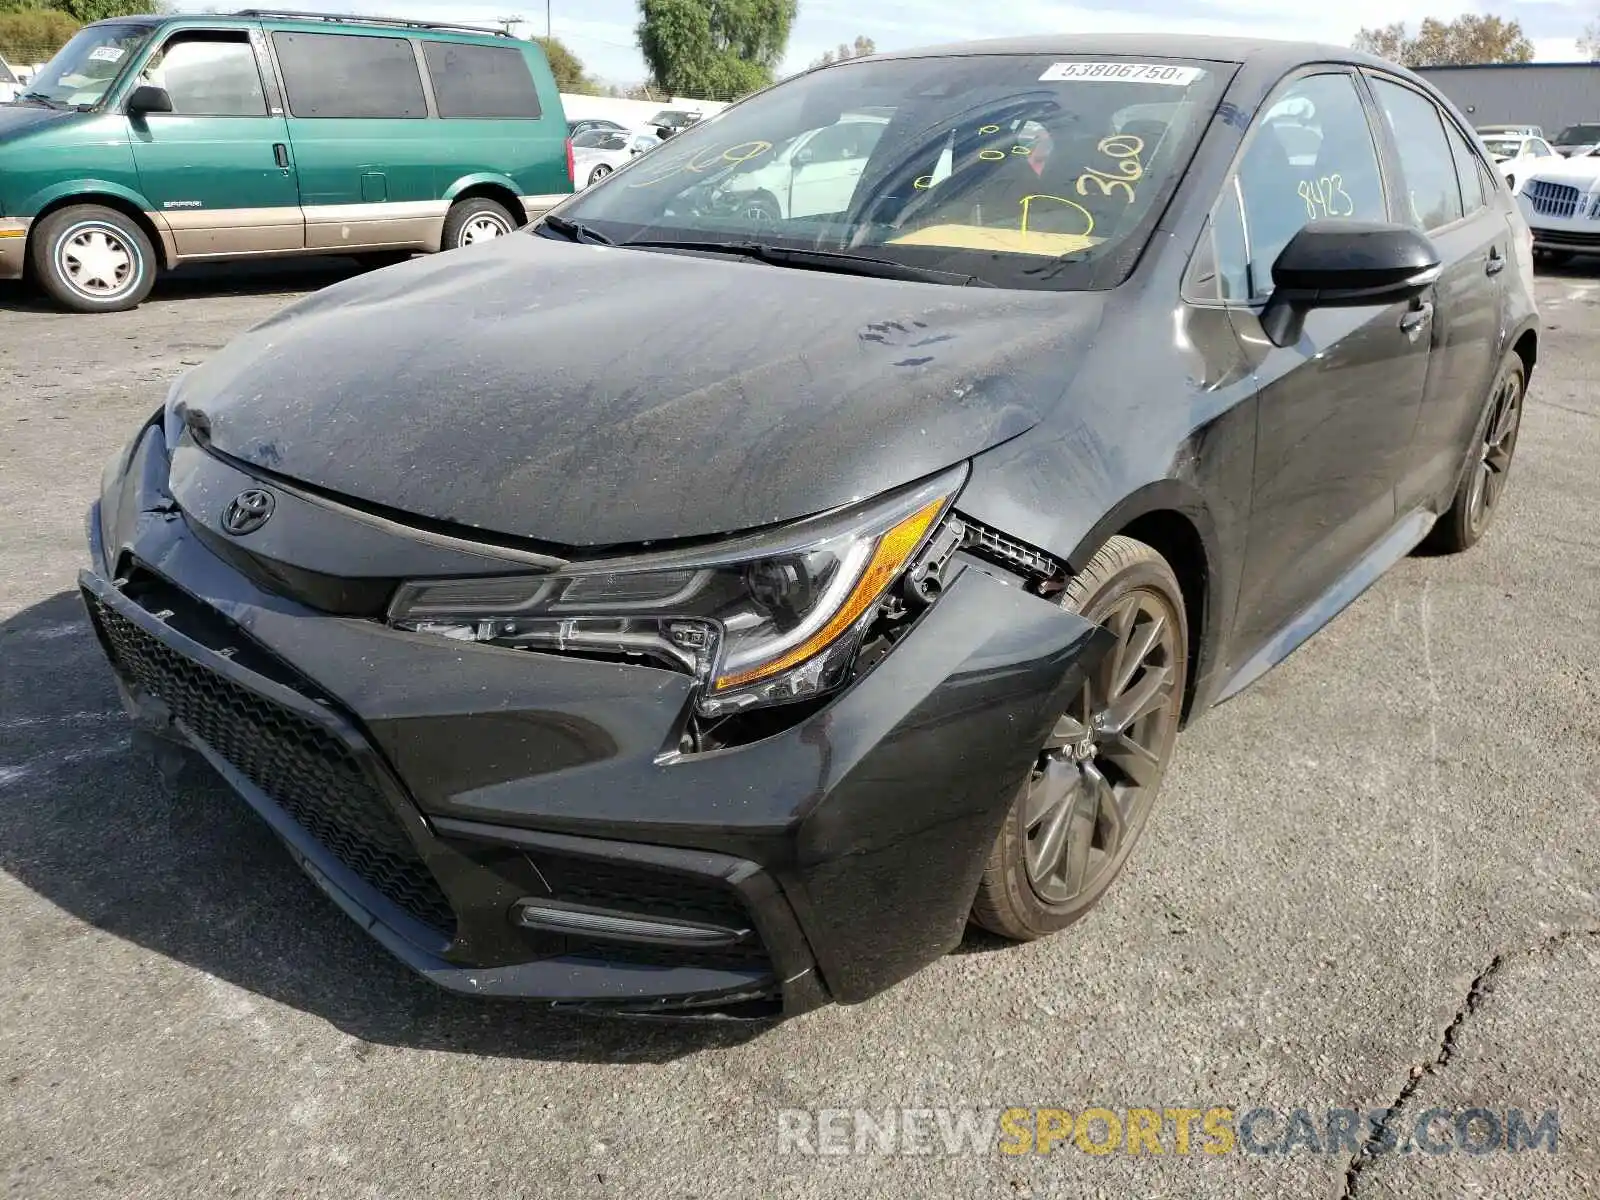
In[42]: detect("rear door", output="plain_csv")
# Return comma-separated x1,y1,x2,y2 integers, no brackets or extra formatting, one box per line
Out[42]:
1365,75,1507,516
1220,69,1435,663
126,24,303,255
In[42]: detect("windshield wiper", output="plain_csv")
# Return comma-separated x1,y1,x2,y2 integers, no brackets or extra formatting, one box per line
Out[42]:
620,239,992,287
539,213,614,245
18,91,66,110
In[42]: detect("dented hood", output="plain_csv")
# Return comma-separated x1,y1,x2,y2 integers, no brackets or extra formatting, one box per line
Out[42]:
182,235,1105,548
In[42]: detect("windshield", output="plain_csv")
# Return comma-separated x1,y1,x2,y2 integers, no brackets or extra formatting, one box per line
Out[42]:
1556,124,1600,145
22,23,151,108
560,54,1228,290
1482,137,1523,160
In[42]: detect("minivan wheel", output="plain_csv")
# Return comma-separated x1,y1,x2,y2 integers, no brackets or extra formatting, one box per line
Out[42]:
32,204,157,313
1424,352,1526,554
971,535,1188,941
442,198,516,250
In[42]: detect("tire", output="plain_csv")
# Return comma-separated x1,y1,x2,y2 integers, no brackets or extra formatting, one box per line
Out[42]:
971,535,1189,941
30,204,157,313
441,197,516,251
588,164,613,187
739,193,783,226
1422,351,1526,554
1504,174,1515,192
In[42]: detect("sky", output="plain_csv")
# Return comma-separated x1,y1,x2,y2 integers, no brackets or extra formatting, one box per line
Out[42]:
289,1,1599,86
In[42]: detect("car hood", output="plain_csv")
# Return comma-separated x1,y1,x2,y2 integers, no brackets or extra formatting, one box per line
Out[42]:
1524,157,1600,188
179,235,1104,548
0,103,78,141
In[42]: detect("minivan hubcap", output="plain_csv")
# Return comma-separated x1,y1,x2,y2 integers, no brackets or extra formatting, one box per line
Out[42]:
1468,371,1523,531
1022,590,1181,905
460,215,510,245
58,223,137,298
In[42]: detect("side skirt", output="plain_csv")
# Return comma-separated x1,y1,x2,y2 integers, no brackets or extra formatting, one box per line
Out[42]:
1213,507,1437,705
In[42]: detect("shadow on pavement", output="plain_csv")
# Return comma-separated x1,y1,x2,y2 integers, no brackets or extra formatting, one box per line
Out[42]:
0,590,766,1063
0,255,378,313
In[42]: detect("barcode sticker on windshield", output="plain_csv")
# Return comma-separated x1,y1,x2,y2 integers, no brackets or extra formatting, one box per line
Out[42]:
88,46,126,63
1041,62,1203,85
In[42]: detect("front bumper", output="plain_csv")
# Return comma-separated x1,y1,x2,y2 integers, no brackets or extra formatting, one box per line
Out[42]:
0,218,28,281
84,422,1111,1016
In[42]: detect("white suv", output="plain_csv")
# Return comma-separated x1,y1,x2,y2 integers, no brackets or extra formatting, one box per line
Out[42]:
1517,150,1600,263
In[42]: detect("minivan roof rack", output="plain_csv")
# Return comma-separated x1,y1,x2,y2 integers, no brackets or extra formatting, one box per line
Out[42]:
232,10,514,37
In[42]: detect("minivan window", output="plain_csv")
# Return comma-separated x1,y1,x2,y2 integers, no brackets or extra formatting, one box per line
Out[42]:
139,33,266,117
1370,79,1462,230
21,23,151,108
422,41,541,119
560,55,1228,291
272,31,427,119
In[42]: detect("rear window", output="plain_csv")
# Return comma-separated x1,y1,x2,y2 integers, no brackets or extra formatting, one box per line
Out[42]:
272,31,427,119
422,41,541,119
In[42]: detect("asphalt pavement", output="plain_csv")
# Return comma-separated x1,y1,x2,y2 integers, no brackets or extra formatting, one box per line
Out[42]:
1,259,1597,1199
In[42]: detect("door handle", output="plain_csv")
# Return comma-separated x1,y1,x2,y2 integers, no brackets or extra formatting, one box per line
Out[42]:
273,142,290,170
1485,247,1506,276
1399,301,1433,340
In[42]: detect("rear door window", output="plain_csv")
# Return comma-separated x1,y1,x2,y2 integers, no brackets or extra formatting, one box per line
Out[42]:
1370,78,1464,230
1443,120,1486,213
422,41,541,119
272,31,427,118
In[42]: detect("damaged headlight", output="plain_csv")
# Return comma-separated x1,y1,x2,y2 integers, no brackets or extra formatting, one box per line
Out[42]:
388,466,966,715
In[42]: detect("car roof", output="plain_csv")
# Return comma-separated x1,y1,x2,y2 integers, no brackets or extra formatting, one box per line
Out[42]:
870,32,1398,73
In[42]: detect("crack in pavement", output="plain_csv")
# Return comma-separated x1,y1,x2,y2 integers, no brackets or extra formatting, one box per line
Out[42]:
1340,927,1600,1198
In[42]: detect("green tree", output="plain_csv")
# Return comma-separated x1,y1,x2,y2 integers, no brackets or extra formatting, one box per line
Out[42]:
636,0,797,99
534,35,598,94
1352,14,1534,66
0,7,80,62
810,34,874,69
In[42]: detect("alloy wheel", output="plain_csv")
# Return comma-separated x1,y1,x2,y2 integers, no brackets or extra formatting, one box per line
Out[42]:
56,222,137,299
1022,589,1182,906
1466,368,1523,534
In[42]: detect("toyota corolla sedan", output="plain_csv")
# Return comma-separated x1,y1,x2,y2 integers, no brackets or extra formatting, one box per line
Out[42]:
83,35,1537,1020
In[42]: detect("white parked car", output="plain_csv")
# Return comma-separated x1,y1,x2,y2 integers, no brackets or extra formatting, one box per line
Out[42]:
1516,150,1600,263
0,52,21,103
571,128,661,188
1479,132,1561,194
718,116,888,223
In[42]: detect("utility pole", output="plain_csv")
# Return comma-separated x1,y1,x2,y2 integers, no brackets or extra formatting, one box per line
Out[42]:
546,0,552,39
496,14,524,35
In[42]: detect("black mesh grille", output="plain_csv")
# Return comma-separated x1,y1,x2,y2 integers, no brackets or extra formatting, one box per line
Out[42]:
531,852,773,972
88,596,456,939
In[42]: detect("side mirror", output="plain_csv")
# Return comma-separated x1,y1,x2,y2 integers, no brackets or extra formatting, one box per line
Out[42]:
793,146,815,167
127,84,173,115
1261,220,1441,348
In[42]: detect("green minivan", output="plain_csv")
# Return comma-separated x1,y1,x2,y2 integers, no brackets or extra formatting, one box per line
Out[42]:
0,10,574,311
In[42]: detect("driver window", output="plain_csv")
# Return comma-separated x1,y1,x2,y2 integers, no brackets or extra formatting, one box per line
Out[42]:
140,33,266,117
1230,72,1387,300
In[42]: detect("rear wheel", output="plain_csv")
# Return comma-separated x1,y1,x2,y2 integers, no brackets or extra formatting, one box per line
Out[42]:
441,197,516,251
971,536,1188,941
31,204,157,313
1424,352,1526,554
588,164,613,187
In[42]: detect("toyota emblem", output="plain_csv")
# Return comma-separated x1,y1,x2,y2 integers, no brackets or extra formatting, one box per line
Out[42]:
222,488,275,536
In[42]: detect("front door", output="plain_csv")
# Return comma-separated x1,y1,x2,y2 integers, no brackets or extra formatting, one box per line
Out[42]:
127,26,302,256
1222,70,1434,663
785,120,884,218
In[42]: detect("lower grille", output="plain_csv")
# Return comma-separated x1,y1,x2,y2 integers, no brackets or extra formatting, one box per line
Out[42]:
1533,226,1600,247
88,595,457,938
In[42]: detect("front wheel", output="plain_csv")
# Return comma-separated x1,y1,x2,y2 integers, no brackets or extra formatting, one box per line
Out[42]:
971,535,1189,941
1423,352,1526,554
31,204,158,313
441,197,516,251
